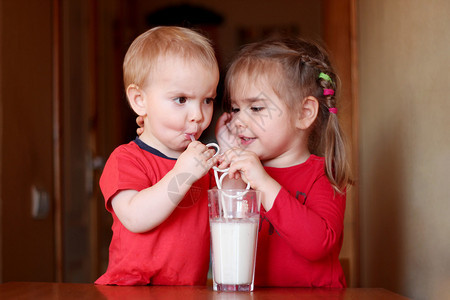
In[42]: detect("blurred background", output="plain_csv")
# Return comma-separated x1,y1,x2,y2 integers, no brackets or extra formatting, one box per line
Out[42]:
1,1,449,299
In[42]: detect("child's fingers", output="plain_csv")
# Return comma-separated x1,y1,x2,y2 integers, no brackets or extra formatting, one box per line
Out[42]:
216,154,230,169
227,163,248,184
186,141,215,161
228,161,241,178
190,141,217,156
227,158,248,177
204,148,217,159
222,147,243,162
191,142,217,157
187,140,201,148
207,155,220,169
215,112,231,136
187,141,210,154
217,161,229,170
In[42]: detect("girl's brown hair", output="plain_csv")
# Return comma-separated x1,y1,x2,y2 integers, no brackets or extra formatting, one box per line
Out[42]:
224,37,351,192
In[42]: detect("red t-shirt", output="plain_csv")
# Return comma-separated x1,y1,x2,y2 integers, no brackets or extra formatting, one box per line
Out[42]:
256,155,347,288
95,139,211,286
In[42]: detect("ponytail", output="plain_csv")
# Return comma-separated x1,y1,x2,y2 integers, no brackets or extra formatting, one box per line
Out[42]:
317,70,352,193
324,111,352,193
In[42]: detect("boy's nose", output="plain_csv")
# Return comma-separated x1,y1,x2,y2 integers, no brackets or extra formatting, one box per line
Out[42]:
189,106,204,122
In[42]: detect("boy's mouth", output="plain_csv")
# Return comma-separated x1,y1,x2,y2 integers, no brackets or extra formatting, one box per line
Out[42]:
186,133,197,141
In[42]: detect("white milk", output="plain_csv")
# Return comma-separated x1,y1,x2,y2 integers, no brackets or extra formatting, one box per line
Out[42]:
210,218,259,285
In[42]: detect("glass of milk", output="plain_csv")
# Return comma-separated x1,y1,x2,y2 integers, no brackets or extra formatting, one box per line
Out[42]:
208,189,261,292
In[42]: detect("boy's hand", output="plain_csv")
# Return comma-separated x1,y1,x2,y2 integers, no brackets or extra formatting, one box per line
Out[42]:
173,141,218,185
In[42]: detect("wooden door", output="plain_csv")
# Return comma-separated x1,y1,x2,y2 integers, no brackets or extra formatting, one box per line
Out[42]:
0,0,57,282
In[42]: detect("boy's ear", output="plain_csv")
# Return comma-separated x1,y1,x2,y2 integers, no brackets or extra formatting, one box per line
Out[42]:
296,96,319,130
126,84,146,116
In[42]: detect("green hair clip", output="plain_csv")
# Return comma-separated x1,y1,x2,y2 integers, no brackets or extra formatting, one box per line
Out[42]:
319,72,332,83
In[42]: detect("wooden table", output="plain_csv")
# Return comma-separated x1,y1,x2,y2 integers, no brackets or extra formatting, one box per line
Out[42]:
0,282,409,299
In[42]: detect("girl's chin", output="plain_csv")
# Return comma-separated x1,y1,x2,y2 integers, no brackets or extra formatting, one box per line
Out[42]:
240,144,261,156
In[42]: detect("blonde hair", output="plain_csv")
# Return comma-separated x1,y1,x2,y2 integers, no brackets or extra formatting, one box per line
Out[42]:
224,37,351,192
123,26,218,89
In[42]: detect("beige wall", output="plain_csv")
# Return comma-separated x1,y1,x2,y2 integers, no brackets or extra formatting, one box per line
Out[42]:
358,1,450,299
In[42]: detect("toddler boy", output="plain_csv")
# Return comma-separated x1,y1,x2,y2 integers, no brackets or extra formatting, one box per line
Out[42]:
95,26,220,286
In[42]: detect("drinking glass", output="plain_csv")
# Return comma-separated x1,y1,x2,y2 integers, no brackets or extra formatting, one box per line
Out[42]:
208,189,261,292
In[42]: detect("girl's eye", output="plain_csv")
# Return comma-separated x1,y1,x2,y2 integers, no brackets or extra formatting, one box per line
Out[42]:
174,97,187,104
204,98,215,105
250,106,264,112
230,107,240,113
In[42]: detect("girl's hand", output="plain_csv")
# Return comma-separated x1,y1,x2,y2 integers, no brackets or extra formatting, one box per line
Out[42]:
218,148,282,211
218,148,270,191
136,116,144,136
173,141,218,185
215,112,240,153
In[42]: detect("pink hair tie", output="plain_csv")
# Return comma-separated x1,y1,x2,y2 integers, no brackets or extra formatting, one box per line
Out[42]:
323,89,334,96
329,107,338,114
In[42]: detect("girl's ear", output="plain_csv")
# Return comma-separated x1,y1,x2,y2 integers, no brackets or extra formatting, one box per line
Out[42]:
126,84,147,116
296,96,319,130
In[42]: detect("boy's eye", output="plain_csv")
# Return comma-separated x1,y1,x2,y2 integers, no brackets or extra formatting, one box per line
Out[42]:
251,106,264,112
204,98,215,105
174,97,187,104
230,107,240,113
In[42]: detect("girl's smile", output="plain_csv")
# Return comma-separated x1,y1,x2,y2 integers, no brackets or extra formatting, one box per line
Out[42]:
239,134,257,146
227,74,311,168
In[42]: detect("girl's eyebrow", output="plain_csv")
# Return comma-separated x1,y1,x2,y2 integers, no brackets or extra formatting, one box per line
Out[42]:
246,97,265,102
232,97,266,104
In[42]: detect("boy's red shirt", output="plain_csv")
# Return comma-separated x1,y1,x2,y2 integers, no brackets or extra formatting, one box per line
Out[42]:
95,139,210,286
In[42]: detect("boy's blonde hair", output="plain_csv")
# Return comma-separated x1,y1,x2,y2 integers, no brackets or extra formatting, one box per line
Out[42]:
123,26,218,89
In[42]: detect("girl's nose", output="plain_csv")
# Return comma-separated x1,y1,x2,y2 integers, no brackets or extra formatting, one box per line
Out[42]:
232,112,247,128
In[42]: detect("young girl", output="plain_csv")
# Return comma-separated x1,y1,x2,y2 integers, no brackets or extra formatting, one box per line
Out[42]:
216,37,351,288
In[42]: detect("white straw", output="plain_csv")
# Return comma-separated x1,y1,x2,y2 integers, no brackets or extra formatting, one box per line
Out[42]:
189,135,250,218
